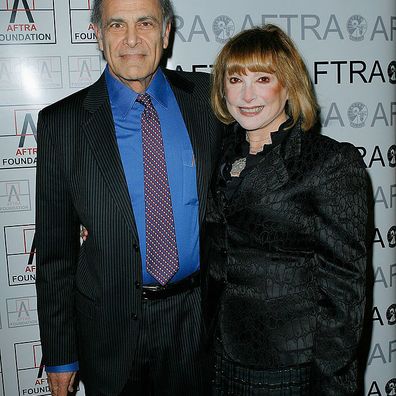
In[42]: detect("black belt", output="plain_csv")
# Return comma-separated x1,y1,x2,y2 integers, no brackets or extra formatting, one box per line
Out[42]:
141,271,200,300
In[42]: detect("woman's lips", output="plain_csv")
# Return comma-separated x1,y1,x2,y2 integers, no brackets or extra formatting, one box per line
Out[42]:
239,105,264,116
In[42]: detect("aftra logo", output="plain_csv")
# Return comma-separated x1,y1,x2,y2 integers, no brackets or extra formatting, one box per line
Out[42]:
389,145,396,167
385,378,396,395
374,263,396,289
347,102,368,128
15,108,37,151
0,57,62,90
372,304,396,326
314,60,396,85
388,61,396,84
367,339,396,366
346,15,367,41
373,226,396,249
68,55,103,88
174,14,396,43
0,180,31,212
7,296,38,327
0,57,20,89
367,378,396,396
69,0,96,43
8,0,34,23
374,184,396,209
15,341,50,396
212,15,234,44
358,145,396,168
387,304,396,326
322,102,395,128
0,0,56,45
0,107,39,169
4,224,36,286
388,226,396,248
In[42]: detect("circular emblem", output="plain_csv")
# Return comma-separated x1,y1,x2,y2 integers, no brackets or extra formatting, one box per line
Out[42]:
388,145,396,168
388,226,396,248
346,15,367,41
385,378,396,395
386,304,396,325
347,102,368,128
212,15,235,43
388,61,396,84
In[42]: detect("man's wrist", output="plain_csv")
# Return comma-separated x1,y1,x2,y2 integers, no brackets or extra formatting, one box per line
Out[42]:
45,361,79,373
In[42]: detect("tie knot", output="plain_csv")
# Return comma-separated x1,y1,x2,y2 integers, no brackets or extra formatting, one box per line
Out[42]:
136,93,152,107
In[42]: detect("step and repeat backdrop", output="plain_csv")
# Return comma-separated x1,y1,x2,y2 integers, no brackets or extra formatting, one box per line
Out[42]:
0,0,395,395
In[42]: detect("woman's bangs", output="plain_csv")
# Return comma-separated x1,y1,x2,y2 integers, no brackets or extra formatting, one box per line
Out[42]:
225,50,275,75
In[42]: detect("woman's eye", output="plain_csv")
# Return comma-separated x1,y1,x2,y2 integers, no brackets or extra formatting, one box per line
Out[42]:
229,77,240,84
258,76,270,83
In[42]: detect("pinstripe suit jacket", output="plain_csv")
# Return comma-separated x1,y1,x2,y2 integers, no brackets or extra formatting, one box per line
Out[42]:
35,68,222,394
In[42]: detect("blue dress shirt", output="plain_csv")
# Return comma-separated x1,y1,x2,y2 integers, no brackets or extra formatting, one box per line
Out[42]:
106,66,200,284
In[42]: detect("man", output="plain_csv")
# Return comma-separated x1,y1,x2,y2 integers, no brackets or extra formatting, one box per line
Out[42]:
35,0,221,394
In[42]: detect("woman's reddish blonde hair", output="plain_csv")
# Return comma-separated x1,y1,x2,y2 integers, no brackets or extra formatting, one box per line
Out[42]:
211,24,319,131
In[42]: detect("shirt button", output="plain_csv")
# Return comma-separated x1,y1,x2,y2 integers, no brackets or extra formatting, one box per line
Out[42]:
221,249,228,256
132,313,138,320
133,243,139,252
134,281,141,289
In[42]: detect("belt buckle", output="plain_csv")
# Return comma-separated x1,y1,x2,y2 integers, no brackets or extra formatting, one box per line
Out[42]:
142,284,164,292
141,284,168,300
141,272,199,300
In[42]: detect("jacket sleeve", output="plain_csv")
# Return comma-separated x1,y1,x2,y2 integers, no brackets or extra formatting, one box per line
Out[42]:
35,110,80,367
311,143,369,395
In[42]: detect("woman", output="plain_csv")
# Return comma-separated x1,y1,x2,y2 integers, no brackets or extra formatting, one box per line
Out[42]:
205,24,368,395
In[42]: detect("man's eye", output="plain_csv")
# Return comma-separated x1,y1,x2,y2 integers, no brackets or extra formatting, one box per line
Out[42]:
138,21,154,28
110,23,123,29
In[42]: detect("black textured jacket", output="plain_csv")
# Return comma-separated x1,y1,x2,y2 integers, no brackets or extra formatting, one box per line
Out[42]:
204,120,369,395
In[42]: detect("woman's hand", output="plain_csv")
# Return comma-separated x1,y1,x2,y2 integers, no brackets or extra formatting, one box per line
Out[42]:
80,226,88,241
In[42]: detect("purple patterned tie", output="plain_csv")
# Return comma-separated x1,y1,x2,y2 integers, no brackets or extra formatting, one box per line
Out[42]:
137,93,179,285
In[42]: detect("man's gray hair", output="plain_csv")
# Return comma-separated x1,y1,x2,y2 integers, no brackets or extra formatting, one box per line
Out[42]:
90,0,174,27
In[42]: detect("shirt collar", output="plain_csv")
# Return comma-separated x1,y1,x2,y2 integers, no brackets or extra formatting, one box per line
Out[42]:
146,68,168,109
237,118,292,157
105,66,169,119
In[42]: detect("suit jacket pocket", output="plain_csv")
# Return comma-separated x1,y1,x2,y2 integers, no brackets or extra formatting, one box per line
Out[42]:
75,289,98,320
182,149,198,205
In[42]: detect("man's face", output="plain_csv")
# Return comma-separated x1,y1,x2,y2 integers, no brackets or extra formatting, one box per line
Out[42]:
95,0,170,93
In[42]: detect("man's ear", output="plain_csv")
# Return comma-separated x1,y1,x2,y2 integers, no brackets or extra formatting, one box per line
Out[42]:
162,21,171,50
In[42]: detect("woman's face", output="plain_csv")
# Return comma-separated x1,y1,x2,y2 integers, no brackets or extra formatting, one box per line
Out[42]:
224,70,288,134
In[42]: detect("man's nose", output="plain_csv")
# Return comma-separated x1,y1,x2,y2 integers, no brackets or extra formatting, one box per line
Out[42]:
124,25,140,47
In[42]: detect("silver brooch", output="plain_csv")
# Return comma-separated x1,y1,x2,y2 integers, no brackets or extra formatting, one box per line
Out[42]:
230,157,246,177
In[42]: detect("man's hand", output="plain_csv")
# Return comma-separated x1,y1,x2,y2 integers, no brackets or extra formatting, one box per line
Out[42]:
47,372,77,396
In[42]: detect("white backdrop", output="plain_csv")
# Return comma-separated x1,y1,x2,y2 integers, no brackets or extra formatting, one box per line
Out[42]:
0,0,395,395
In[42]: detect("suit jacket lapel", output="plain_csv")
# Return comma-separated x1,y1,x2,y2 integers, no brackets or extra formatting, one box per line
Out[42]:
82,74,138,238
164,70,211,225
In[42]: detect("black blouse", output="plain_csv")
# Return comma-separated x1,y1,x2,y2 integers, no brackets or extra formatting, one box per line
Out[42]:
219,120,291,200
